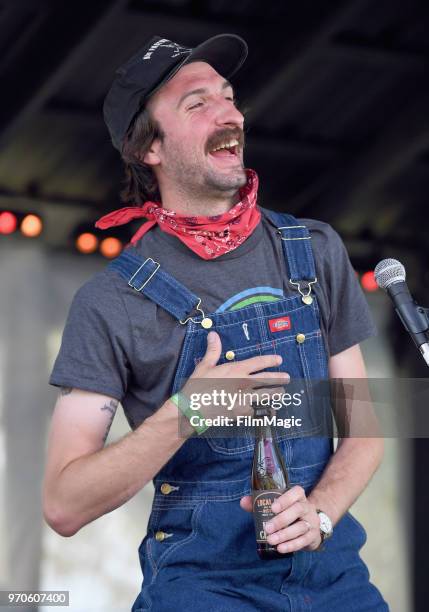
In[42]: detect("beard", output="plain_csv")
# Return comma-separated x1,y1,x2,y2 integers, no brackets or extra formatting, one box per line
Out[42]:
158,136,247,198
203,164,248,193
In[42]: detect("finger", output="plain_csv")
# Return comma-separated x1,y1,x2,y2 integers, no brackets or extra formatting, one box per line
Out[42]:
241,354,283,374
239,496,253,512
250,371,290,382
270,485,306,513
267,519,313,546
277,530,314,554
199,331,222,368
265,501,306,534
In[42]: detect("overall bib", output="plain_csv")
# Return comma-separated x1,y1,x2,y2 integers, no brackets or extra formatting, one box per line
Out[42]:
110,211,388,612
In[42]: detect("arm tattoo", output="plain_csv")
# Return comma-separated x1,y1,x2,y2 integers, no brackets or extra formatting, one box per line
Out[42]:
60,387,73,396
101,399,119,444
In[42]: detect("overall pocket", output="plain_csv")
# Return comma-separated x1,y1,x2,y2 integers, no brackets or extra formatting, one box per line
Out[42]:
205,330,327,456
147,502,205,574
294,330,332,438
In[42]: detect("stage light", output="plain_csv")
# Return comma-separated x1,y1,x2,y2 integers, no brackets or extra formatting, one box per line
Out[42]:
21,214,43,237
100,237,122,258
361,270,378,292
0,211,17,234
76,232,98,254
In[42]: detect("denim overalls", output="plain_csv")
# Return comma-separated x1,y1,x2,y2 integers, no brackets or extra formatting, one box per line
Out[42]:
110,211,388,611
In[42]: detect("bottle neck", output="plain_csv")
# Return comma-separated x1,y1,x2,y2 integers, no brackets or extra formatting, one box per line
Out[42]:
253,405,273,439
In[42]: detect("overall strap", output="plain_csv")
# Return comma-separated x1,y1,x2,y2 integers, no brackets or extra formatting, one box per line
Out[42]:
109,250,202,323
263,209,317,301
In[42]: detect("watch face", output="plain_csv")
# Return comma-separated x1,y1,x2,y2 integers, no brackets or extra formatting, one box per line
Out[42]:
319,512,333,535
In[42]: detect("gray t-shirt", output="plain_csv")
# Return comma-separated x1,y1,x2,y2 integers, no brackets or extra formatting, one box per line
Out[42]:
49,208,376,429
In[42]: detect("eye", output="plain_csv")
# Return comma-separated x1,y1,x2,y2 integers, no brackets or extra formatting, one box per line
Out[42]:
188,101,204,110
226,96,237,106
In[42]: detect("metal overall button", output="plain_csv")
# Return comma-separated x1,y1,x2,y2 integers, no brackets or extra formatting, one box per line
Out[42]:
296,333,306,344
154,531,173,542
160,483,180,495
225,350,235,360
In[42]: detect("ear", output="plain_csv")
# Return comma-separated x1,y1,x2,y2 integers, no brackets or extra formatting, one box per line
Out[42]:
142,138,162,166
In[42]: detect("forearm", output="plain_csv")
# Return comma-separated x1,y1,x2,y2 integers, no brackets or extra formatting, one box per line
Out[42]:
46,398,191,536
307,436,384,526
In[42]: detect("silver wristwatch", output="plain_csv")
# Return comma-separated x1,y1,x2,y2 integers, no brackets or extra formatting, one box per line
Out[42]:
316,509,333,546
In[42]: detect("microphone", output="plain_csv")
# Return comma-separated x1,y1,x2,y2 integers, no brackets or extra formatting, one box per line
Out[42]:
374,258,429,367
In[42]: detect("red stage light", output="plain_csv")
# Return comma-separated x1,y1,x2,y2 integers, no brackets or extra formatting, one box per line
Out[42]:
361,271,378,292
0,211,18,234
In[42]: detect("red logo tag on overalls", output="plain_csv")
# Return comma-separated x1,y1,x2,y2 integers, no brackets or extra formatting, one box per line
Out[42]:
268,316,291,332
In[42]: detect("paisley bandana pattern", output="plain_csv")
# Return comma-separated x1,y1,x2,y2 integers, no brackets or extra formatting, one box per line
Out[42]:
95,169,261,259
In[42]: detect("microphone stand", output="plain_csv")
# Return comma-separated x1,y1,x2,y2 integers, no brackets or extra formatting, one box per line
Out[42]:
410,304,429,365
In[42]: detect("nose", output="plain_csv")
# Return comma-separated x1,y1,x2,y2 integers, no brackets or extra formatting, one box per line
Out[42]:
214,97,244,129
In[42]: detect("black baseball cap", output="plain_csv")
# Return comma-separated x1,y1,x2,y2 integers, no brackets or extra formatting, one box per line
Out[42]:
103,34,248,151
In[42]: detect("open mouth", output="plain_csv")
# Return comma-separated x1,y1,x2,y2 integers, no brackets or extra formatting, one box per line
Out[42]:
208,139,240,161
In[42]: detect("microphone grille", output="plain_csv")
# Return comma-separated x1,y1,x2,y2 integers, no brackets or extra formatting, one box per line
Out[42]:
374,258,406,290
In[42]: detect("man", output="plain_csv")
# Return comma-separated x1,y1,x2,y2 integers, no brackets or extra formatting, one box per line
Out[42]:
43,34,388,610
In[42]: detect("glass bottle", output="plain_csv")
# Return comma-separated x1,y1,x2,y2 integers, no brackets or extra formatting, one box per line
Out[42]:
251,404,291,560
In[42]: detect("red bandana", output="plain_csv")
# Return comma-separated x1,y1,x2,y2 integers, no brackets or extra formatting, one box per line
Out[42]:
95,169,261,260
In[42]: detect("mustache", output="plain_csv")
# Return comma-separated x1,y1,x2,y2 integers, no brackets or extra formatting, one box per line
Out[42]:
205,128,244,154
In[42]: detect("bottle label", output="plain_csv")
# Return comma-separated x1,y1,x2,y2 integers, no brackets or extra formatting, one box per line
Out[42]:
252,490,283,543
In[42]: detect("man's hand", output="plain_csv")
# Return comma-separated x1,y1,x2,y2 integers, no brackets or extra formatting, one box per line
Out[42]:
190,330,289,384
181,331,290,421
240,485,322,553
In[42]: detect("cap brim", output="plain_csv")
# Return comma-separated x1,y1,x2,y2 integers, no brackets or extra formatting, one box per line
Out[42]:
186,33,248,79
148,33,248,101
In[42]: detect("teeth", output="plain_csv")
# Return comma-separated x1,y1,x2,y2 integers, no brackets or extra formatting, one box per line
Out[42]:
211,139,239,152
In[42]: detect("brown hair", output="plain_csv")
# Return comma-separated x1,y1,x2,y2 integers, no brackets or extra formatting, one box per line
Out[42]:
120,107,164,205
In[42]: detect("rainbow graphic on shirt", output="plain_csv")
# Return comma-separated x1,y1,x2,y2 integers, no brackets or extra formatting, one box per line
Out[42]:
216,287,284,313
